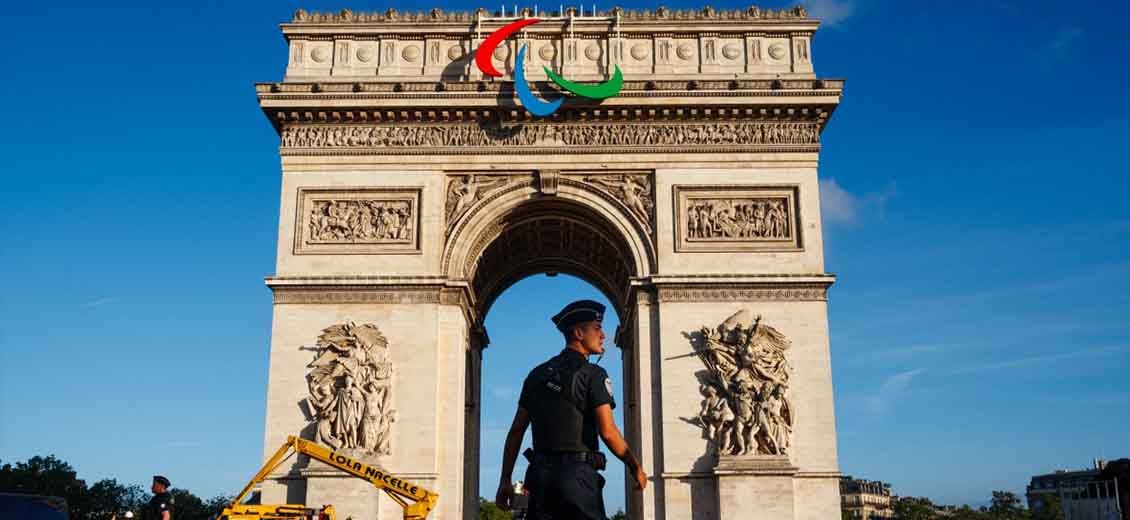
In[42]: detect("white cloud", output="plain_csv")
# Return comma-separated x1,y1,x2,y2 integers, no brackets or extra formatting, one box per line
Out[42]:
952,345,1128,374
819,178,858,223
1045,26,1083,59
819,178,896,225
864,368,925,414
80,297,120,308
801,0,856,27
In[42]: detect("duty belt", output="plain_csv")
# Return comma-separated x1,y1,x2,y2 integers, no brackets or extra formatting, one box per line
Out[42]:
524,448,607,471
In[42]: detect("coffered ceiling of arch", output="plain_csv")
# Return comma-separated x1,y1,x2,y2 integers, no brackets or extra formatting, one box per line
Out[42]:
465,200,637,316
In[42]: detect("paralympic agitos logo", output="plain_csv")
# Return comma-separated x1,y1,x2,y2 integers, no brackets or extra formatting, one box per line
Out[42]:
474,18,623,117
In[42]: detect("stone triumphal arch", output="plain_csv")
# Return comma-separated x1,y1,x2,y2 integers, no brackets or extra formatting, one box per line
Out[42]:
257,5,842,519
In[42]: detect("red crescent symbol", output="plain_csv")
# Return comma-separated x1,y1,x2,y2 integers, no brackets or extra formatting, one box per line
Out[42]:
475,18,542,78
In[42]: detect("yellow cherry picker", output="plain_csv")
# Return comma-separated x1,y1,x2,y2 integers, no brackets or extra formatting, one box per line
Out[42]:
216,435,438,520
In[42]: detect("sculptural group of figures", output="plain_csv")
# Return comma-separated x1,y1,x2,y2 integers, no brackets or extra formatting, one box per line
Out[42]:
693,310,793,456
687,198,790,240
303,322,396,455
309,200,413,242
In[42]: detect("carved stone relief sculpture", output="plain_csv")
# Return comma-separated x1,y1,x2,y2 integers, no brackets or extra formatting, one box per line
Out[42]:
295,188,421,254
280,122,820,151
444,174,522,234
302,321,396,456
578,174,654,233
690,310,793,456
674,185,801,252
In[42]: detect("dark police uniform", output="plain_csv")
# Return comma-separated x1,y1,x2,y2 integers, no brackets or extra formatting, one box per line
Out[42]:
519,300,616,520
143,476,173,520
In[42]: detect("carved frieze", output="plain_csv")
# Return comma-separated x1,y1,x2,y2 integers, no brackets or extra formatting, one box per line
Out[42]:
689,310,793,456
280,122,820,153
295,188,421,254
674,185,801,252
302,322,397,456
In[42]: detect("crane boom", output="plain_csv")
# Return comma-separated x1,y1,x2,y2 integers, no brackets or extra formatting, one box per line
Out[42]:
220,435,438,520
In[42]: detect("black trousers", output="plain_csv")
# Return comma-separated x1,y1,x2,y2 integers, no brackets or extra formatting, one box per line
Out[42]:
524,460,608,520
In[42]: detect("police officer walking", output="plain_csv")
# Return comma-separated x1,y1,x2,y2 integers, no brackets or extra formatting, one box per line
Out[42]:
495,300,648,520
143,475,173,520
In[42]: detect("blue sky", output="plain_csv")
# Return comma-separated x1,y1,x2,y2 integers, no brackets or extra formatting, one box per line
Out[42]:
2,0,1128,514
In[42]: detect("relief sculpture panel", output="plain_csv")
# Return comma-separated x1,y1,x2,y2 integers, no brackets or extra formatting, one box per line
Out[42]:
688,310,793,457
295,188,421,254
674,185,801,252
302,322,396,457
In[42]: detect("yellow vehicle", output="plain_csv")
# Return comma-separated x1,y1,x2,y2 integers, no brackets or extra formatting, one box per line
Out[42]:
217,435,438,520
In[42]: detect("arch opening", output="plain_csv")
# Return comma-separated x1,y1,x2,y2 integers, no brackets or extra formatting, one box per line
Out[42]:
462,196,643,320
477,274,630,516
452,193,649,519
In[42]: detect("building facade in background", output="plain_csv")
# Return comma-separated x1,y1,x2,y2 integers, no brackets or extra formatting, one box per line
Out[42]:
1028,458,1129,520
840,476,893,519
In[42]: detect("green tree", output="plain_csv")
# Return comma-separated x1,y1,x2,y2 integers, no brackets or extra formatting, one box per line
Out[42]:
1031,493,1064,520
0,456,83,496
988,491,1028,520
610,509,627,520
160,488,230,520
478,497,513,520
949,505,991,520
893,496,937,520
84,479,146,519
0,456,89,515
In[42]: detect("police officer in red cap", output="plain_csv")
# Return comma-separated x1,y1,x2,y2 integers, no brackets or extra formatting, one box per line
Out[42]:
495,299,647,520
143,475,172,520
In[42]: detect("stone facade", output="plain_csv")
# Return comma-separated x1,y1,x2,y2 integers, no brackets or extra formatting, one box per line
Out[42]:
257,5,842,520
840,476,893,519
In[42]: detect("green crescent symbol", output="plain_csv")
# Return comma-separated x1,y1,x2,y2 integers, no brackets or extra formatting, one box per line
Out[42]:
543,65,624,99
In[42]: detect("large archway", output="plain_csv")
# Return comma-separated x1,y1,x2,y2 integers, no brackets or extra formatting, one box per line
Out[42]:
476,274,628,515
443,177,655,518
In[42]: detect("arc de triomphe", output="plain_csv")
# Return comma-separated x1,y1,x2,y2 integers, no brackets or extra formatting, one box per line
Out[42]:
256,5,842,519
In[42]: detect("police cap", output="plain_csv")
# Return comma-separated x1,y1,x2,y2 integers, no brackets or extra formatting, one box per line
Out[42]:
551,300,605,333
153,475,171,488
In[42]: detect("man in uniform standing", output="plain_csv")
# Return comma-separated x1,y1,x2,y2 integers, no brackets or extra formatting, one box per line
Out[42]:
495,300,648,520
143,475,172,520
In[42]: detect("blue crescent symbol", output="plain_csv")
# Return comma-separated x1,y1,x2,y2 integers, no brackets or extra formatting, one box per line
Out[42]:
514,45,563,117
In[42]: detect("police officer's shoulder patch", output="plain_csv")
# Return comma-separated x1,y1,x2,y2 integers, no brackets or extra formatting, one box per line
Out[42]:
604,377,613,396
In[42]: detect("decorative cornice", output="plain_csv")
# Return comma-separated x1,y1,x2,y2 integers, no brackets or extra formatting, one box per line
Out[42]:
271,287,437,304
265,275,451,286
288,6,812,25
257,79,844,97
257,80,841,132
644,273,835,284
655,282,829,302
